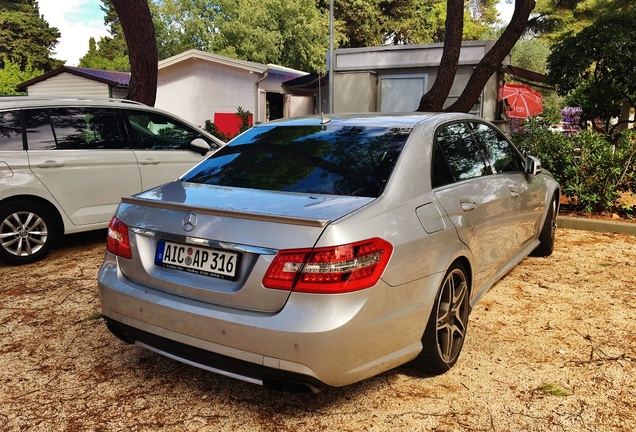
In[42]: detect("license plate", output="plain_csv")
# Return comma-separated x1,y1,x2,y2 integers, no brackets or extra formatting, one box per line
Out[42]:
155,240,239,280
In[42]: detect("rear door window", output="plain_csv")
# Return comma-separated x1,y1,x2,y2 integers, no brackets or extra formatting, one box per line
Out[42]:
0,110,24,150
181,125,411,197
469,122,525,173
23,108,126,150
432,122,491,187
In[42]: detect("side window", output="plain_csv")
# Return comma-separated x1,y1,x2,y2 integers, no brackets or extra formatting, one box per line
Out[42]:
433,122,490,186
470,122,525,173
0,111,24,150
124,109,210,150
24,108,126,150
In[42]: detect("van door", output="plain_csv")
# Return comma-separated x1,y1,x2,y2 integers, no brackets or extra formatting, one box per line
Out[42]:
24,107,141,227
123,109,214,190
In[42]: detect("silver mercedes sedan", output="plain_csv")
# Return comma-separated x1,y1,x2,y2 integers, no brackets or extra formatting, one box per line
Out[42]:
98,113,560,393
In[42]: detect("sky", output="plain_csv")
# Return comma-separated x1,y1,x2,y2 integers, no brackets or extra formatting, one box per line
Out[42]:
37,0,517,67
38,0,109,66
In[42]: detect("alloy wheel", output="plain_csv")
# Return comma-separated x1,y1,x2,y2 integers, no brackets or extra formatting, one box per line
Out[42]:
436,268,469,364
0,210,49,257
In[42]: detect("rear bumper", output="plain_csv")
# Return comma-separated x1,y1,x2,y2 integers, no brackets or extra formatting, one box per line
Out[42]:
98,254,439,388
104,318,328,393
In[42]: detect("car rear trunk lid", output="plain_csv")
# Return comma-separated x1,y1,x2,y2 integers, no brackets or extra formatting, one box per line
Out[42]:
114,181,374,313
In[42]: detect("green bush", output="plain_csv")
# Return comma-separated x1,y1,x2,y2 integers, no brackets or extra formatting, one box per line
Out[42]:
513,118,636,215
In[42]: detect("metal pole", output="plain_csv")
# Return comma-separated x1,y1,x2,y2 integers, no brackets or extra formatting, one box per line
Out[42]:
328,0,334,114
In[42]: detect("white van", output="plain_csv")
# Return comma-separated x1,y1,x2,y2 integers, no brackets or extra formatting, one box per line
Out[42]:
0,97,224,264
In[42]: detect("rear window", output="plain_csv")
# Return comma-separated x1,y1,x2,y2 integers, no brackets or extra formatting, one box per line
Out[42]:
181,125,411,197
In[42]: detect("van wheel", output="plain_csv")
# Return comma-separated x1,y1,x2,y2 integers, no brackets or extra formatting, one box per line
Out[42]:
0,201,56,265
412,262,470,374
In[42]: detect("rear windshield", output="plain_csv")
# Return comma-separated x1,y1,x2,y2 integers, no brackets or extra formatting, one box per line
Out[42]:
181,125,411,197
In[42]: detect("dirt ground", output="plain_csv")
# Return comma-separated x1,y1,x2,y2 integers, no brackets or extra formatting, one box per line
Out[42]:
1,227,635,431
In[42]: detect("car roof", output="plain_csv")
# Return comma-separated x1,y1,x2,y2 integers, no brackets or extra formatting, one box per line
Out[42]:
259,112,482,129
0,96,146,110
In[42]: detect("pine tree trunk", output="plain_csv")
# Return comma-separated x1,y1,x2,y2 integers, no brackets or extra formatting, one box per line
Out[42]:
112,0,158,106
416,0,463,112
446,0,535,113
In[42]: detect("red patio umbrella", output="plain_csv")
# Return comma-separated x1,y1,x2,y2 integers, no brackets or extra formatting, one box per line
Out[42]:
499,83,543,119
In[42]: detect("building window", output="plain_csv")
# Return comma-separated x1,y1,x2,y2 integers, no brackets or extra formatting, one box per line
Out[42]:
379,74,428,113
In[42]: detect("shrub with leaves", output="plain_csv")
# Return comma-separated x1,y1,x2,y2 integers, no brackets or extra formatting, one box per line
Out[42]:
514,118,636,215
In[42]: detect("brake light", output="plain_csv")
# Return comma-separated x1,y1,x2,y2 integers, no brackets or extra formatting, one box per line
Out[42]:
106,217,132,259
263,238,392,294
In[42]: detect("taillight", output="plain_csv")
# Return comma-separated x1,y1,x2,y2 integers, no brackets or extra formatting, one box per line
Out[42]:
263,238,392,294
106,217,132,259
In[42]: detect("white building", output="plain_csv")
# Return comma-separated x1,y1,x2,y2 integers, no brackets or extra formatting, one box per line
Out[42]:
16,50,314,130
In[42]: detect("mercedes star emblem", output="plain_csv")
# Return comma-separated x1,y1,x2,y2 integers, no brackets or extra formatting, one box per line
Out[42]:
182,212,197,232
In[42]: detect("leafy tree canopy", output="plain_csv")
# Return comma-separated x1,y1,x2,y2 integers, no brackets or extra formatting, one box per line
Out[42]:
79,0,129,71
546,10,636,129
0,0,61,71
150,0,222,60
147,0,498,72
212,0,330,72
0,59,43,95
530,0,635,42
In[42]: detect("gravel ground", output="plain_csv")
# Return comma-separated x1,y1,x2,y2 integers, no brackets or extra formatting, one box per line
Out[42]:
1,228,635,431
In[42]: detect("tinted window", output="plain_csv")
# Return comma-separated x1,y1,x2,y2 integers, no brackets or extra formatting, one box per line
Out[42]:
434,123,490,183
181,125,411,197
124,110,216,150
470,122,525,173
24,108,125,150
0,110,24,150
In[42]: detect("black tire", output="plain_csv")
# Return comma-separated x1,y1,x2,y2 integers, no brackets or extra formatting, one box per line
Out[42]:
531,195,558,257
412,262,470,374
0,200,57,265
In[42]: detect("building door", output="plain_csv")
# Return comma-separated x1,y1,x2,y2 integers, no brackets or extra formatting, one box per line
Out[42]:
266,93,284,121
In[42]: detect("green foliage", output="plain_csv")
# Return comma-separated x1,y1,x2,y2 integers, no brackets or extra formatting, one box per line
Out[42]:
534,0,635,44
0,59,43,95
203,121,232,142
212,0,330,72
540,92,565,125
78,1,130,71
546,10,636,133
514,119,636,214
235,107,252,134
150,0,222,60
147,0,498,71
0,0,62,72
79,37,130,71
511,39,551,74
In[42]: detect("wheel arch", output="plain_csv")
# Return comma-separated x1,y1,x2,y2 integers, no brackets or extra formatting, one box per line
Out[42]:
0,195,66,240
451,255,473,303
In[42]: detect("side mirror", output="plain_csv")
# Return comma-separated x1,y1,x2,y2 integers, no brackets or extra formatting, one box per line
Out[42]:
190,138,211,156
525,155,542,175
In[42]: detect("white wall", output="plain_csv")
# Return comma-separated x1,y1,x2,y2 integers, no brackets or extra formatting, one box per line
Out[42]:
27,73,110,98
156,58,258,127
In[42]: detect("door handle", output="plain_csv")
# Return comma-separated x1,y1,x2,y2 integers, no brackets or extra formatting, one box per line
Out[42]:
37,160,65,168
509,185,520,198
139,159,160,165
460,200,477,211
